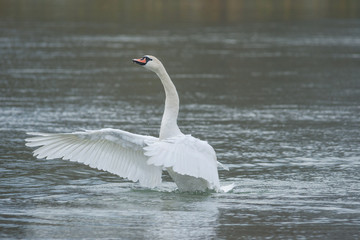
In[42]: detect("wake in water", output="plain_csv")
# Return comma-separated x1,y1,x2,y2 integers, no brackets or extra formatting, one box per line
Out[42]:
88,180,236,194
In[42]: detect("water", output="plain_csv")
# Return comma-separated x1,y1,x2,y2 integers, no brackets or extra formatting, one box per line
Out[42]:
1,1,360,239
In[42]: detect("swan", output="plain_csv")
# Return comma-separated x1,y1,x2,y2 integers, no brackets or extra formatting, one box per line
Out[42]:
26,55,227,192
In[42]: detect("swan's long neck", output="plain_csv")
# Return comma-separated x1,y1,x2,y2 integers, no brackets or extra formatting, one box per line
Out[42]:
156,66,182,139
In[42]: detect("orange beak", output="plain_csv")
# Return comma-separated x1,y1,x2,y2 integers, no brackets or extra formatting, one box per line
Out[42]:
132,58,147,65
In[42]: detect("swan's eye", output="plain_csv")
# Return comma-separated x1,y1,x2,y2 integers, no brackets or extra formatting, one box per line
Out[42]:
144,56,152,62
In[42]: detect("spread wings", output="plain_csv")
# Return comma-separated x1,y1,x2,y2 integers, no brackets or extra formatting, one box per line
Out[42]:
26,129,221,191
25,128,162,188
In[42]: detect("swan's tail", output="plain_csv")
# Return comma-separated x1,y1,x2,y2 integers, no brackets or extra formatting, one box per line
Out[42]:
217,161,229,170
220,183,235,193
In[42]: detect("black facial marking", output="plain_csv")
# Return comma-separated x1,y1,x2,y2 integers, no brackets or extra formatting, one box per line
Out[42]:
133,56,153,66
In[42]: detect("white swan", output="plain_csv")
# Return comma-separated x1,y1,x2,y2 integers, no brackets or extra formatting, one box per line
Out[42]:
26,55,226,192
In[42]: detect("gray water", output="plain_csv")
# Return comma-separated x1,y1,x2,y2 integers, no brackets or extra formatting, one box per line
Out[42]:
1,1,360,239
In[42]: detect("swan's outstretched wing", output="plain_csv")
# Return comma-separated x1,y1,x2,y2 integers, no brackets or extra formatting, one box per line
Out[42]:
25,128,162,188
144,135,220,189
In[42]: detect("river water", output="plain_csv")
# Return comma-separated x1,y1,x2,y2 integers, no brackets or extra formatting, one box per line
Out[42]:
1,1,360,239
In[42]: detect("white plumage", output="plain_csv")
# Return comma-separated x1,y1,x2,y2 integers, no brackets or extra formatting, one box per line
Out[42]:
144,135,219,189
26,129,162,188
26,55,226,192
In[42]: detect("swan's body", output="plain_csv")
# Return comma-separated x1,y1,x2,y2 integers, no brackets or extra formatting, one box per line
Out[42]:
26,55,225,192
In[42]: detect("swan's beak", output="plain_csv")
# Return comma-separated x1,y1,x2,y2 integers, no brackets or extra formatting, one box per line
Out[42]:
132,58,147,66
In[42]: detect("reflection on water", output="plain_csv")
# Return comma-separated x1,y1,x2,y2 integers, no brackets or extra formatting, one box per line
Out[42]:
1,0,360,239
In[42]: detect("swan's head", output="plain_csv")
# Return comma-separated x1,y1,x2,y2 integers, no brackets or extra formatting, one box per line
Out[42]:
132,55,163,73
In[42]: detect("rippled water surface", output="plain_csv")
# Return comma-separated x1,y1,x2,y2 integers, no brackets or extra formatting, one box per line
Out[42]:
1,1,360,239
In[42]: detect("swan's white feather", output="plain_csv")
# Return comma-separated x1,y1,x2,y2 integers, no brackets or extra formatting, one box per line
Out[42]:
25,128,162,188
25,56,225,192
144,135,220,190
